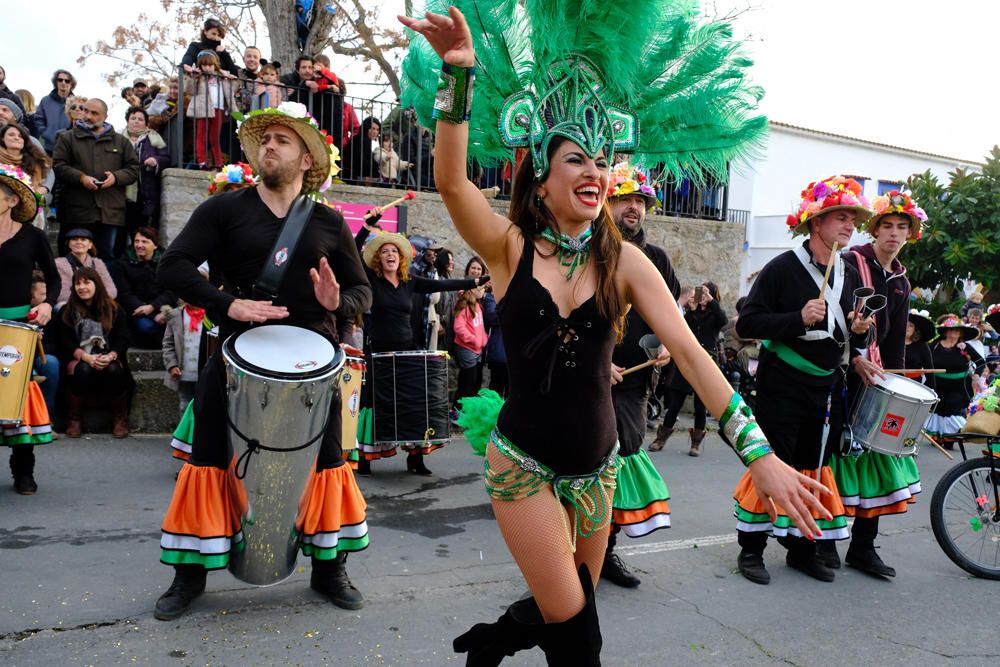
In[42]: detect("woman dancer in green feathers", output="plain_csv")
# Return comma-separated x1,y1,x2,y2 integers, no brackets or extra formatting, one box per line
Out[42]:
400,2,831,663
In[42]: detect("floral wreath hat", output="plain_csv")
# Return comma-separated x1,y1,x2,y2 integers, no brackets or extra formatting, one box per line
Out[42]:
936,315,980,341
869,190,927,241
786,175,871,237
207,163,257,195
608,161,658,209
0,163,41,223
235,102,341,194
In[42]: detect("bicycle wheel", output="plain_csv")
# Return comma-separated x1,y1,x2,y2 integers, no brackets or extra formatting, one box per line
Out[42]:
930,457,1000,580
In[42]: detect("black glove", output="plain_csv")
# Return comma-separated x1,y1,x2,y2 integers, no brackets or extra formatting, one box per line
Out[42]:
365,209,383,226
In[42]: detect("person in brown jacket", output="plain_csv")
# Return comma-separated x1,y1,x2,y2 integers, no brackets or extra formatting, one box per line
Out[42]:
52,98,139,260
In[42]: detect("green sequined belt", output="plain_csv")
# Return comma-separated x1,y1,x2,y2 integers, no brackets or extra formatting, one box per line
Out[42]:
485,428,620,544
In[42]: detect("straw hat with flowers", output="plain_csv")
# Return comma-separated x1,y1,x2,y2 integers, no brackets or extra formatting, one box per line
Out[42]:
785,175,871,237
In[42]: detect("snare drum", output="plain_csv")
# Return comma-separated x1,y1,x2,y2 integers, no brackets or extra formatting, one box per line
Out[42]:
848,374,938,457
371,350,450,446
340,345,365,451
221,325,345,586
0,319,41,424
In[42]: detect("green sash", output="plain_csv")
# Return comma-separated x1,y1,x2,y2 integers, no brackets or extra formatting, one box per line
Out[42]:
761,339,834,377
0,305,31,320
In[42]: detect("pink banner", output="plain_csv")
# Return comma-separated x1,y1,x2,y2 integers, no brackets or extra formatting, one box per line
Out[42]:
324,201,407,235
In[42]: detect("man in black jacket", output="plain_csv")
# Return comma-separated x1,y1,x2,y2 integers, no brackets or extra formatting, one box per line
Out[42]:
603,165,678,588
733,176,879,586
281,56,344,145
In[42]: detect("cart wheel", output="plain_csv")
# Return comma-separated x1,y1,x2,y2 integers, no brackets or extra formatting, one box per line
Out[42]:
930,457,1000,580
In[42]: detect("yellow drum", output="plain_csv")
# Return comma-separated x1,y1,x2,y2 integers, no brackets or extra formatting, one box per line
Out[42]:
340,345,366,451
0,319,41,424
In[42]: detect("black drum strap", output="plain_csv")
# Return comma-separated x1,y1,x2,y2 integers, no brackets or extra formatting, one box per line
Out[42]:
228,408,332,479
253,194,316,301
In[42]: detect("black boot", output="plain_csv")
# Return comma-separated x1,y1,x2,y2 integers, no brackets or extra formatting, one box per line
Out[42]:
600,528,640,588
406,452,432,475
154,564,207,620
816,540,841,569
537,565,602,666
311,552,365,609
737,530,769,584
10,447,37,495
356,458,372,476
846,516,895,578
453,596,543,666
781,536,834,582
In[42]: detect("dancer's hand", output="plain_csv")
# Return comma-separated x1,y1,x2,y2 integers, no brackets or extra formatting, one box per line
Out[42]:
398,7,475,68
310,257,341,311
748,454,832,540
228,299,289,323
654,345,671,367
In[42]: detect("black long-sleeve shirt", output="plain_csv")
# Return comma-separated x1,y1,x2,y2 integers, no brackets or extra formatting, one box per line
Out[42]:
904,341,936,391
0,223,59,309
355,224,477,351
158,187,371,340
737,240,863,386
842,243,910,370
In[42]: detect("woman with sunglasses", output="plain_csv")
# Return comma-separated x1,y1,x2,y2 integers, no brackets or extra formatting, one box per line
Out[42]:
34,70,76,155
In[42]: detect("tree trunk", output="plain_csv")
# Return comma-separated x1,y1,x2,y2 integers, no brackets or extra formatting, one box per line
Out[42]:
257,0,300,74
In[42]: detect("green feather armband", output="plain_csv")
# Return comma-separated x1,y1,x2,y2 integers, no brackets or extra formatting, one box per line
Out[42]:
719,393,773,467
432,63,475,124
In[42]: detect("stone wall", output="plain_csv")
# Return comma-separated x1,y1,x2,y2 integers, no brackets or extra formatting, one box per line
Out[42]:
161,170,744,304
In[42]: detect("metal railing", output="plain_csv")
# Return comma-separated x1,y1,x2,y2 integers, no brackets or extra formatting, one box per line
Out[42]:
161,68,733,221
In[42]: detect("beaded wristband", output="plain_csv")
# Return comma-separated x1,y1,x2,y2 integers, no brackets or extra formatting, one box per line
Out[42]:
719,392,773,466
432,63,476,123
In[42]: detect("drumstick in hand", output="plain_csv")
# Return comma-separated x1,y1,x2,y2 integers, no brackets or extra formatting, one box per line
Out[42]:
620,359,658,376
818,241,839,300
363,191,416,220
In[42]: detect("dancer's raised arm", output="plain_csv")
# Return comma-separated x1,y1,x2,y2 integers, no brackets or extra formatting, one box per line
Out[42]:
399,8,513,274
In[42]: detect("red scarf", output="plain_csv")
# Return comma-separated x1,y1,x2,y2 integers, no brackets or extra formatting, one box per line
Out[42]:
184,304,206,332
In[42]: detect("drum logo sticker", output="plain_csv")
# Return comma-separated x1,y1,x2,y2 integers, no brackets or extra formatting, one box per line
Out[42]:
880,413,904,437
0,345,24,366
294,360,318,370
347,388,360,417
274,247,289,267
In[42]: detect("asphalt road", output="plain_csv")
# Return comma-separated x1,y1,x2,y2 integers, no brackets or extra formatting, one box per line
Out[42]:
1,419,997,666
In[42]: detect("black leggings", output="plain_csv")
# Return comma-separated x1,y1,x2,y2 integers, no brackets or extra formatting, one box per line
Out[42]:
661,390,706,430
68,361,130,396
453,363,484,410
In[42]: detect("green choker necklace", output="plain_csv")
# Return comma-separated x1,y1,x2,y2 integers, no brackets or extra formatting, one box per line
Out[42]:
539,226,593,281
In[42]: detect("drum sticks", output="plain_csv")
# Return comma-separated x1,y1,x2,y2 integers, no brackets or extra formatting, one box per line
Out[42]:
920,430,955,460
363,191,417,220
817,241,839,299
620,358,658,376
883,369,947,374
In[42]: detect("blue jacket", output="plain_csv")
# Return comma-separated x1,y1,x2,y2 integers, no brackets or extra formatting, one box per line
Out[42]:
34,90,70,154
482,291,507,364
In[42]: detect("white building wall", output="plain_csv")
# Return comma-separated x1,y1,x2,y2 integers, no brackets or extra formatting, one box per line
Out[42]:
731,123,980,295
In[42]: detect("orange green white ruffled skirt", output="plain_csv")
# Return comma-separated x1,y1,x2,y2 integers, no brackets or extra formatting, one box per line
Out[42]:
1,381,53,446
733,465,849,540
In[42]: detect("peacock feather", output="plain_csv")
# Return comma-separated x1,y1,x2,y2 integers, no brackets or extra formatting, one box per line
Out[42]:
400,0,766,184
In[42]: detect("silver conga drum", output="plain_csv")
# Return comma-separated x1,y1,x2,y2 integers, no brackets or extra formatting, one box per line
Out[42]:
222,325,345,586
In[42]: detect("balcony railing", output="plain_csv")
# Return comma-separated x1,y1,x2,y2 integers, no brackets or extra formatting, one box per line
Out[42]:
159,68,733,222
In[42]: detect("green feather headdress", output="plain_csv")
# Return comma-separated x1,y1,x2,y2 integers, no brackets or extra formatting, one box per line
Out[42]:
400,0,767,184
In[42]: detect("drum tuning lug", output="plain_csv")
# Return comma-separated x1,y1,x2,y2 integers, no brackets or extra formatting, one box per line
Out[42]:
1,368,9,377
259,382,269,409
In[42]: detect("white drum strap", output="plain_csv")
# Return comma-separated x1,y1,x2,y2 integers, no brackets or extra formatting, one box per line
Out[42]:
792,246,849,366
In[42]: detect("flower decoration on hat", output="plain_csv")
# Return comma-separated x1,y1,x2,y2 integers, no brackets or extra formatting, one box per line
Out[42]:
207,162,257,195
0,163,42,223
785,175,871,237
870,190,926,241
235,101,341,194
608,161,658,209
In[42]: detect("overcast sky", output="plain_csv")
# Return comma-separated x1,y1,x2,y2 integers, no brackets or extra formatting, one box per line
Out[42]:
5,1,995,162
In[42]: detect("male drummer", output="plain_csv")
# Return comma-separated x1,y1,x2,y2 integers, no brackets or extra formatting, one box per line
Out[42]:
605,163,678,588
733,176,879,585
153,102,373,620
823,191,927,578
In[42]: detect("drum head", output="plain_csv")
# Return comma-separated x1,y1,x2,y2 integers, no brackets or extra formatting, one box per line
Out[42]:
875,373,937,401
230,325,336,379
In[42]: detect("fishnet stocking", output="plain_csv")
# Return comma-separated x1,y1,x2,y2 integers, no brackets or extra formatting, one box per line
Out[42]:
486,443,613,623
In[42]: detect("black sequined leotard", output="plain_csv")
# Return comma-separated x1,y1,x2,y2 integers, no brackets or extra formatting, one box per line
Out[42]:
495,234,617,476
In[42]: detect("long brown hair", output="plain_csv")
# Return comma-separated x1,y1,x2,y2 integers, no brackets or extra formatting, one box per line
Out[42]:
62,266,118,332
508,138,625,338
454,288,481,318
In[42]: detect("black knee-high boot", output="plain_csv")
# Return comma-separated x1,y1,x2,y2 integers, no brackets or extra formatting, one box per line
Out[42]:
10,446,36,495
453,595,543,666
846,515,895,577
537,564,602,666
